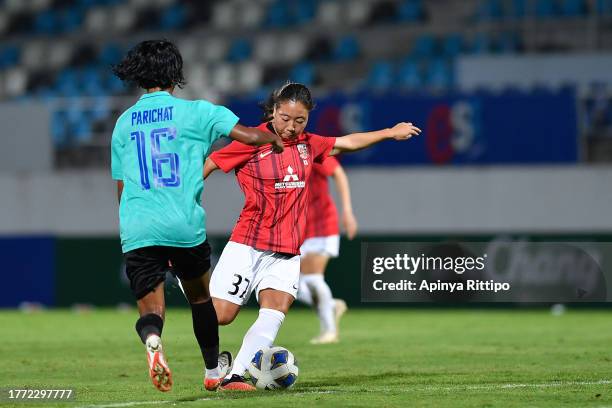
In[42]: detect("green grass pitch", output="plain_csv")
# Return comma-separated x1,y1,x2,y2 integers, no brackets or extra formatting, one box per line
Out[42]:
2,308,612,407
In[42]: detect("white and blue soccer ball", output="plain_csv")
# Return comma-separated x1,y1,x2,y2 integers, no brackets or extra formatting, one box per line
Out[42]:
248,346,299,390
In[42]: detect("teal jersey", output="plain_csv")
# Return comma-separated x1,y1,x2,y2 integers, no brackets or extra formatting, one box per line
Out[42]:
111,91,238,253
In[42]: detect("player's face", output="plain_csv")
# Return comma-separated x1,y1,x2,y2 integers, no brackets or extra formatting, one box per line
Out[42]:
272,101,309,140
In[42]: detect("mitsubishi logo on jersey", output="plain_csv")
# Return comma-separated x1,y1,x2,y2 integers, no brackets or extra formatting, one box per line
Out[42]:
275,166,305,189
283,166,299,181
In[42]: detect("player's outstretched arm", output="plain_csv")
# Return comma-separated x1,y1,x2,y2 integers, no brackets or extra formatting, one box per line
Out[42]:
203,158,219,179
330,122,421,155
229,124,284,152
332,165,358,240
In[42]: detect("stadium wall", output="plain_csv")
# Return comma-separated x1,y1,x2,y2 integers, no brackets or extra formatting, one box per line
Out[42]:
0,166,611,235
4,233,612,308
456,53,612,90
1,103,51,172
2,166,611,308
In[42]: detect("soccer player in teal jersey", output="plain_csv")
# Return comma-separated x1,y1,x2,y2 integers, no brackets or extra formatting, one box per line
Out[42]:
110,40,283,393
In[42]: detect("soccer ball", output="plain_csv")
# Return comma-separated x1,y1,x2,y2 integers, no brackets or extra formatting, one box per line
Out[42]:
248,346,299,390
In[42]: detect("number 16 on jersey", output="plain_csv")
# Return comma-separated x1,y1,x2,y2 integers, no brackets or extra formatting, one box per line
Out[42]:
130,127,181,189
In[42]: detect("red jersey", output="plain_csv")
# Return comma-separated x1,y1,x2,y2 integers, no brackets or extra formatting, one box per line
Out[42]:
210,123,336,255
304,156,340,239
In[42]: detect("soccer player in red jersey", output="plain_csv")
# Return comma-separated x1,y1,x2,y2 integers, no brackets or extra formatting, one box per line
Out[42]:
204,83,420,390
297,155,357,344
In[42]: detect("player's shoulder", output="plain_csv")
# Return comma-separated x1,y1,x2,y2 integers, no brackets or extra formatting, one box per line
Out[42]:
213,138,258,157
190,98,230,114
190,98,212,109
302,131,334,144
304,130,333,139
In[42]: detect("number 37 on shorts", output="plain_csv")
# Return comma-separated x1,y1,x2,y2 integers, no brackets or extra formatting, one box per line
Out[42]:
209,241,301,306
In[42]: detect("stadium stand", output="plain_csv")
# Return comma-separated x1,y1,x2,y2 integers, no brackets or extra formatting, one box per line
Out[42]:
0,0,610,164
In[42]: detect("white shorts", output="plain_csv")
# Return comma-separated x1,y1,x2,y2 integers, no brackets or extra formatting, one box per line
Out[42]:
210,241,300,306
299,235,340,258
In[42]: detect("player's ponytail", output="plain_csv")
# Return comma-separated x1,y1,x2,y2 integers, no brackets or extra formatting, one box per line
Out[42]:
112,40,186,90
260,82,315,122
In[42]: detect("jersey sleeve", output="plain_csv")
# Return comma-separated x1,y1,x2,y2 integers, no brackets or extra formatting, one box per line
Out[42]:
309,134,337,164
210,140,256,173
110,125,124,180
319,156,340,176
199,101,240,144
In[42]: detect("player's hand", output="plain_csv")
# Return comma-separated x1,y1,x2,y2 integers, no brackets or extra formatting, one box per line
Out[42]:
389,122,421,140
342,211,358,240
271,134,285,153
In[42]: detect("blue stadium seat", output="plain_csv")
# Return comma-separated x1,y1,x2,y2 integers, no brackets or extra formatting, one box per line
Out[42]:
561,0,586,16
105,72,125,94
160,3,186,30
227,38,252,63
398,0,424,22
82,68,105,96
265,1,290,28
597,0,612,14
51,110,70,147
293,0,317,24
535,0,558,18
58,7,84,33
366,61,395,91
474,0,504,20
333,35,360,61
424,59,453,89
441,33,464,57
498,31,521,53
76,0,98,8
99,0,125,5
290,62,315,85
247,86,272,101
98,43,123,66
90,97,111,120
55,69,81,97
470,32,494,54
73,112,93,144
411,34,437,58
64,104,92,144
0,45,20,69
34,10,58,35
397,58,421,90
510,0,526,18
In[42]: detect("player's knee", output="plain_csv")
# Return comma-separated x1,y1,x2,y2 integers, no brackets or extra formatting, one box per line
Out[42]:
259,290,294,314
212,298,240,325
217,311,237,325
262,300,293,314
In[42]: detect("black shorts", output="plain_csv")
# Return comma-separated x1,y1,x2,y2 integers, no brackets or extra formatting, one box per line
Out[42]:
124,240,211,300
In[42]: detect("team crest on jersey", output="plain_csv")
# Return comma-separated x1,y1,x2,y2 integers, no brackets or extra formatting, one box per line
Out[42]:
297,144,309,165
297,144,309,159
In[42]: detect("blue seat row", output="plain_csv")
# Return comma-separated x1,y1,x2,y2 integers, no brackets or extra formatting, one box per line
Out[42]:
474,0,595,20
51,98,112,146
411,32,522,59
0,45,19,69
365,58,454,91
1,0,191,36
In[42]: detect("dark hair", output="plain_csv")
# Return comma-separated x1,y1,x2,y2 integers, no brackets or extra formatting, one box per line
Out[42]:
112,40,186,90
260,82,315,122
